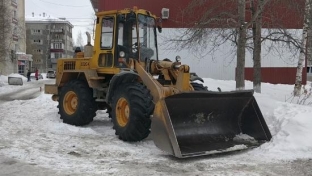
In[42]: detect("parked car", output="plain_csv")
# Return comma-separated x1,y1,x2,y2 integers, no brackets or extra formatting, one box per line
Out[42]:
30,73,43,80
46,70,56,78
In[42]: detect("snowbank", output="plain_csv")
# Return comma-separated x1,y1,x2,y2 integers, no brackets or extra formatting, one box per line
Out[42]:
0,75,7,87
0,78,312,175
8,73,27,82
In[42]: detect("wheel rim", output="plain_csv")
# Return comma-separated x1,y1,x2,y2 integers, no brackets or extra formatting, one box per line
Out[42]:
116,97,130,127
63,91,78,115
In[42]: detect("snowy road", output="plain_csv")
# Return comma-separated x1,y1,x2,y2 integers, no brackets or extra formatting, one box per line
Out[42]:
0,76,312,175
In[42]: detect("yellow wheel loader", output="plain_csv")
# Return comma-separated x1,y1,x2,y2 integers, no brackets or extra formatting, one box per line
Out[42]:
45,7,272,158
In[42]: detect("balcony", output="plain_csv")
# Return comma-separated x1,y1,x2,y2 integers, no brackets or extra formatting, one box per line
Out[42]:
50,49,64,52
12,18,18,24
11,0,17,8
50,29,64,33
51,39,65,43
12,34,18,41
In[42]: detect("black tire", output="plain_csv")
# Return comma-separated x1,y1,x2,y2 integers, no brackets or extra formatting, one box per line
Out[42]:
58,80,97,126
191,82,208,91
111,82,154,142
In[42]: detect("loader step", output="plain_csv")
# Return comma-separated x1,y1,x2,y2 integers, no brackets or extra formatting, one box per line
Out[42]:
95,87,106,91
95,99,106,102
90,76,105,80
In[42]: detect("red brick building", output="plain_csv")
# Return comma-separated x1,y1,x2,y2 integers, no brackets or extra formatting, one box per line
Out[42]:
89,0,308,84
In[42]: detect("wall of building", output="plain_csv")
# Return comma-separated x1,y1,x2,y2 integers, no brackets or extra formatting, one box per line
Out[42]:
26,23,49,72
92,0,308,85
98,0,304,29
26,16,74,72
0,0,27,75
158,29,306,84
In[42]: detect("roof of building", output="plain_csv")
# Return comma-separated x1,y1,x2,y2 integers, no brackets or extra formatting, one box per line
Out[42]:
90,0,98,12
25,13,74,27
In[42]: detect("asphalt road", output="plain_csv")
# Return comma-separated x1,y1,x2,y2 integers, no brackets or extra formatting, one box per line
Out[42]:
0,154,70,176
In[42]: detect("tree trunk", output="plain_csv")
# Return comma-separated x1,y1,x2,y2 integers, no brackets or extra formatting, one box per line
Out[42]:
236,0,247,90
294,0,310,96
252,0,263,93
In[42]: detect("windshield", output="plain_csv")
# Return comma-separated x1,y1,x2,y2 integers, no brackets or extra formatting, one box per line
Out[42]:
137,14,158,61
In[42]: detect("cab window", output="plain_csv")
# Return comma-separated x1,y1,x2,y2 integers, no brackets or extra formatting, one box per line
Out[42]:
101,17,114,48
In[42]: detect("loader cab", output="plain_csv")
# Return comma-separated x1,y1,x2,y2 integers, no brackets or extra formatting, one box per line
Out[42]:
93,8,159,72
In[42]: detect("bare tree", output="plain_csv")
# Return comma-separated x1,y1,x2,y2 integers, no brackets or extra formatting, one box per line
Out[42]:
165,0,270,90
294,0,311,96
75,31,85,50
236,0,247,90
251,0,264,93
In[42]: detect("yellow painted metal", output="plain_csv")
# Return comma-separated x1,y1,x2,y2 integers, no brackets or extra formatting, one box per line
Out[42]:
96,8,156,19
116,97,130,127
50,7,156,93
44,84,58,95
175,65,191,91
91,13,116,70
63,91,78,115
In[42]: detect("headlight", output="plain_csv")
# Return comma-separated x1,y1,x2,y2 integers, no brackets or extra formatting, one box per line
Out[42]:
119,51,125,57
175,55,181,62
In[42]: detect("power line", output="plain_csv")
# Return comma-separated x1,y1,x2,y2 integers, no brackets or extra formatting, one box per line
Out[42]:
28,0,59,17
38,0,90,7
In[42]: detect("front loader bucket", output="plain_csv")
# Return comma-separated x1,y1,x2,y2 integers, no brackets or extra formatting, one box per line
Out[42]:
151,90,272,158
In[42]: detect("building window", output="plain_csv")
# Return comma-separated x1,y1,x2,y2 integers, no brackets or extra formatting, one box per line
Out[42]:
13,10,17,18
50,52,63,59
52,43,63,49
33,39,43,44
32,29,42,35
12,27,18,41
13,27,17,35
18,65,25,75
33,49,43,54
56,53,62,58
34,59,41,63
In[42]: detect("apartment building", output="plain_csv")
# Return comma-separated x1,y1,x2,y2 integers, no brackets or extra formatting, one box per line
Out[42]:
0,0,31,76
26,13,74,72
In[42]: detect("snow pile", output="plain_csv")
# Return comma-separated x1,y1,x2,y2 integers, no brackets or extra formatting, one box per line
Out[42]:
8,73,27,82
265,104,312,156
204,78,312,160
0,78,312,175
251,100,312,160
0,75,7,87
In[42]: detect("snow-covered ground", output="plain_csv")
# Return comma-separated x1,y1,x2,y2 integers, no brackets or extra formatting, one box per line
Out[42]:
0,74,312,175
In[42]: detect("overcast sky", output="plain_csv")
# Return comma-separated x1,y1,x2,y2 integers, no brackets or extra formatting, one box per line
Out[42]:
25,0,95,44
